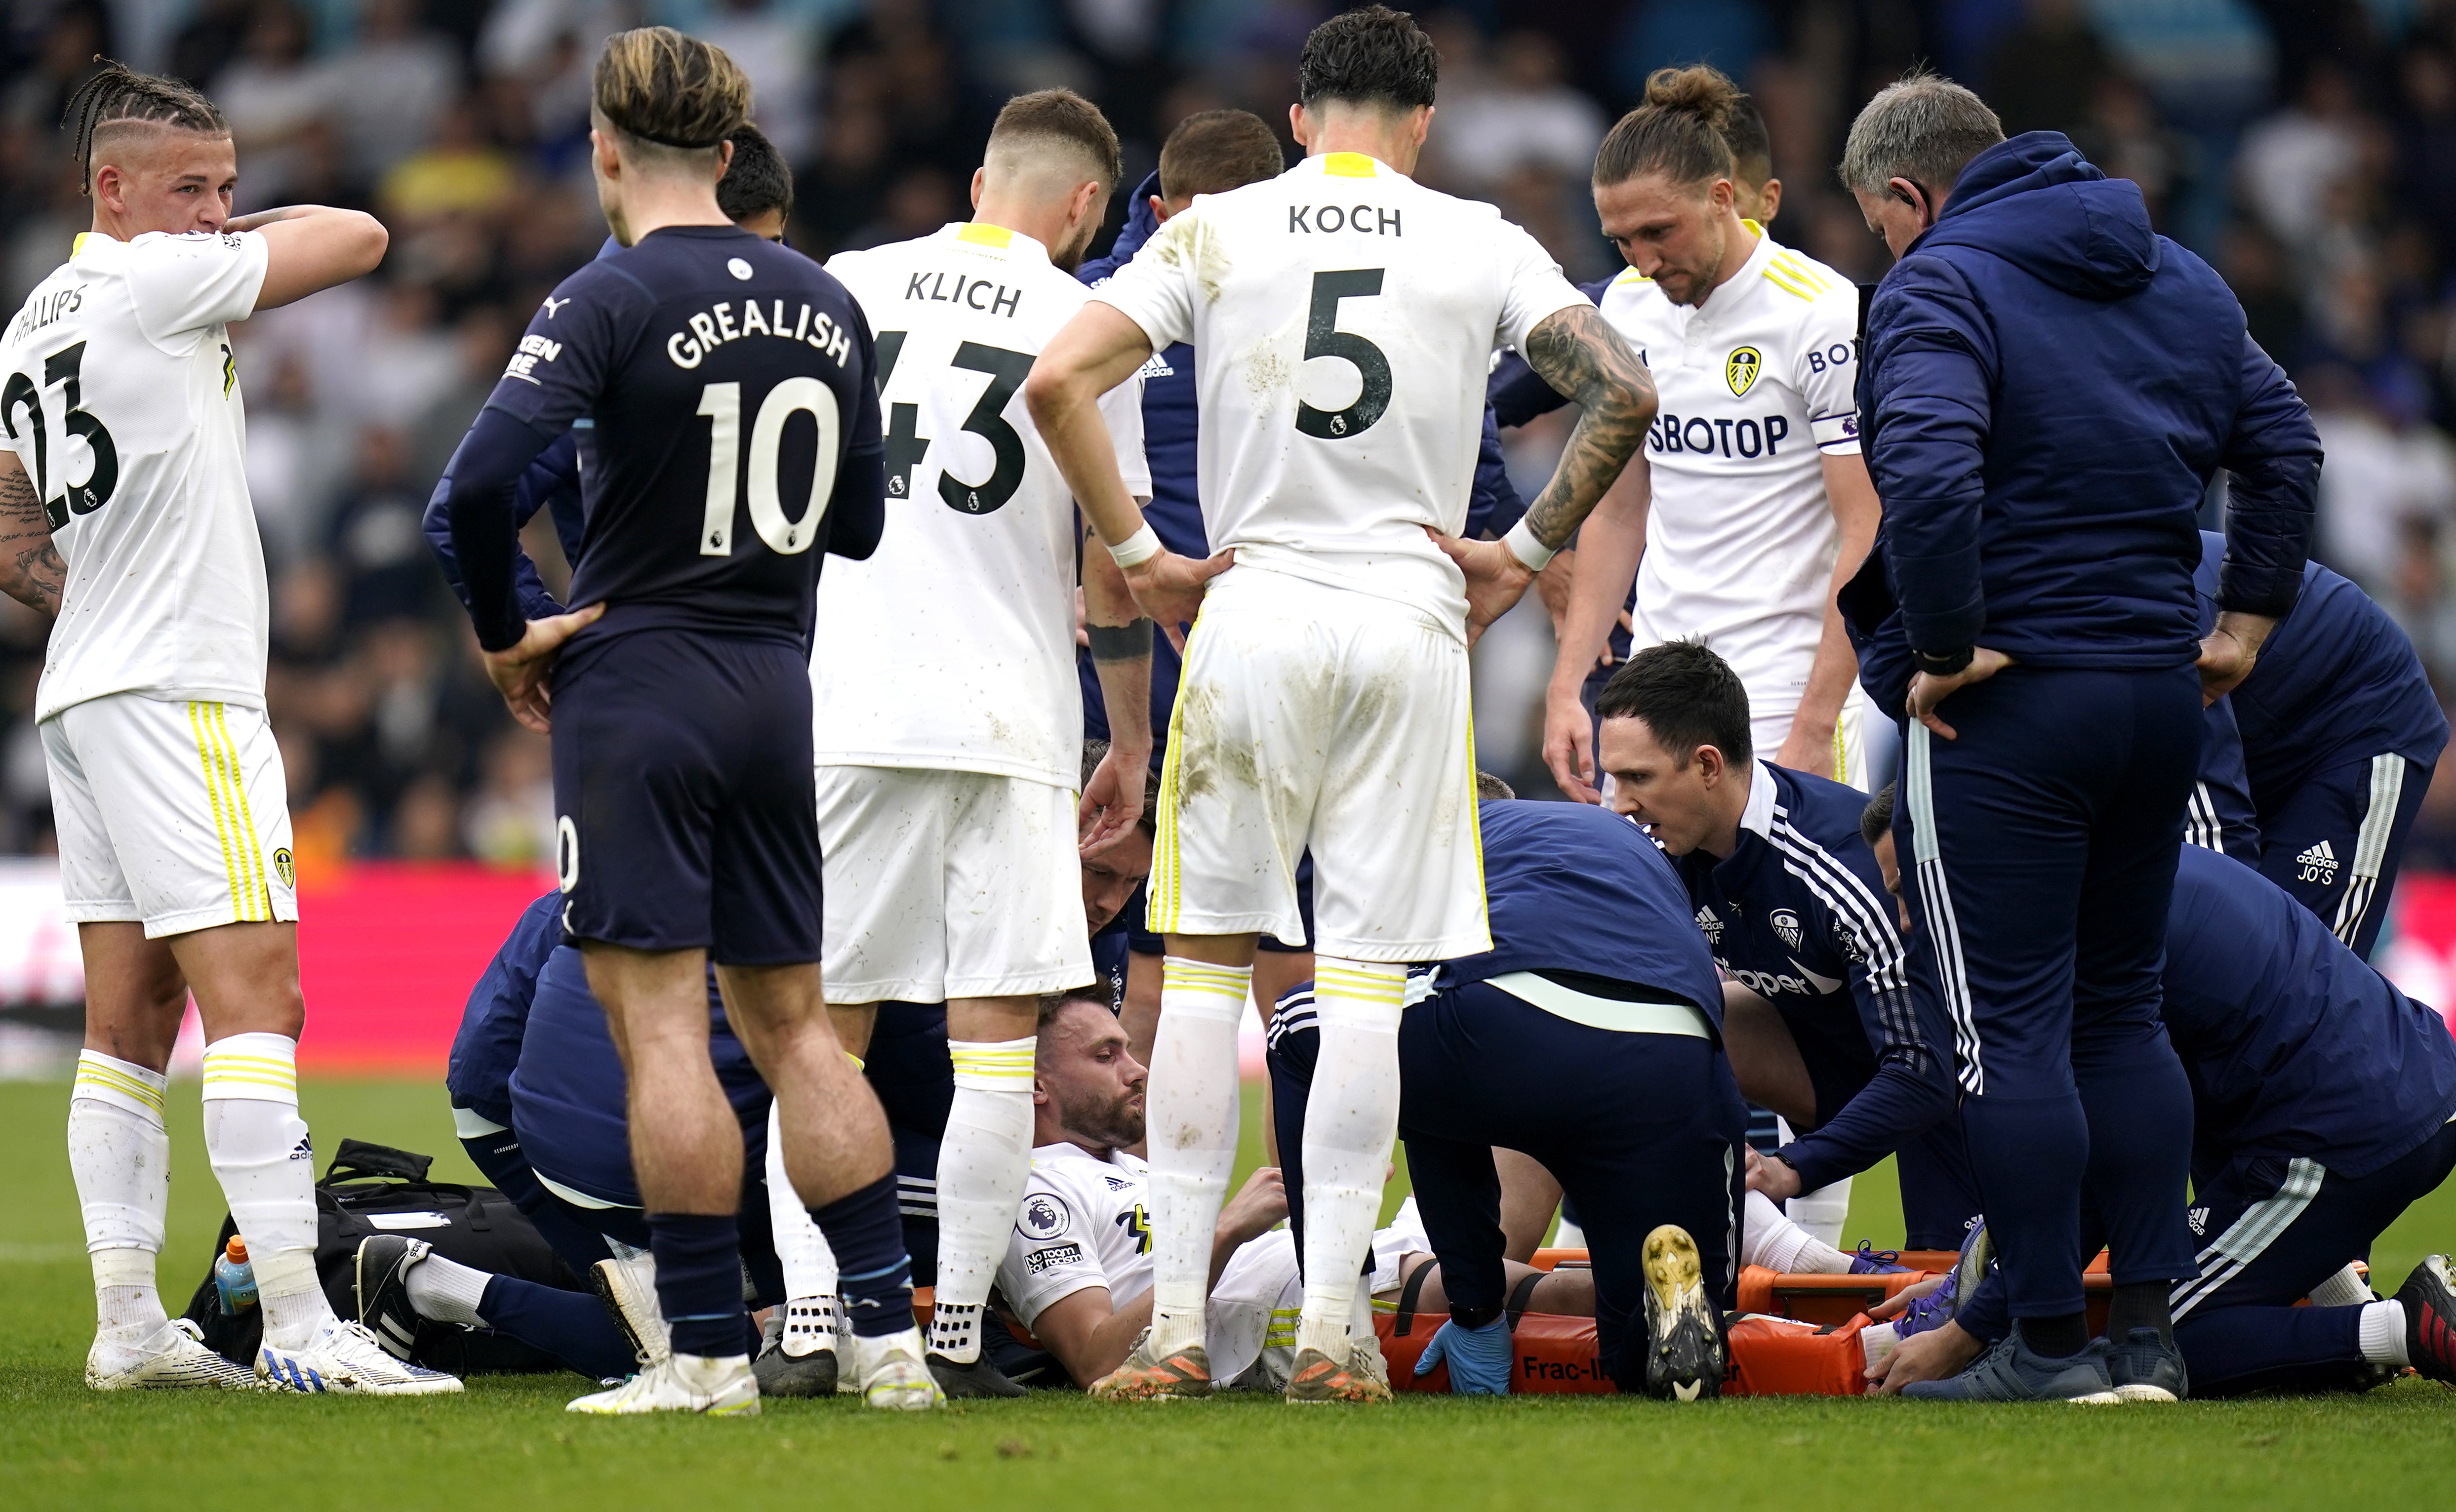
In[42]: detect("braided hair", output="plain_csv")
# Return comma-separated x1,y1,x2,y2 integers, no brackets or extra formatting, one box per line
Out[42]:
61,58,228,197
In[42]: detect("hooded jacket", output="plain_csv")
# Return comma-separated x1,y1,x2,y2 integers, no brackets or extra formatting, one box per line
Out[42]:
1854,132,2318,690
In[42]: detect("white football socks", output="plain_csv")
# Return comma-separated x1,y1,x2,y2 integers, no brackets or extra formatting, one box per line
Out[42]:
764,1101,841,1357
1297,958,1405,1359
2310,1262,2375,1308
1742,1189,1853,1274
200,1034,331,1351
1785,1174,1852,1249
2359,1300,2410,1366
1146,958,1248,1357
931,1035,1037,1362
69,1050,171,1338
404,1251,489,1328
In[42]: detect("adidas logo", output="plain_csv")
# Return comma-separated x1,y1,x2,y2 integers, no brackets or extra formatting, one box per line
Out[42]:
288,1134,314,1161
1695,906,1724,944
2295,840,2340,886
2187,1206,2209,1236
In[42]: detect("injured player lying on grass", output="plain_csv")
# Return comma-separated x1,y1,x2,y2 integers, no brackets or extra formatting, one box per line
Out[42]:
990,988,1431,1392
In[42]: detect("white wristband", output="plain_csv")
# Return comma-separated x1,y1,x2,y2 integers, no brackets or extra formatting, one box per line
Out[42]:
1107,523,1163,569
1501,518,1556,572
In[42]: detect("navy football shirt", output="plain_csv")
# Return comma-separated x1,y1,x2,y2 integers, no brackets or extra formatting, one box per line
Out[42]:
481,224,883,646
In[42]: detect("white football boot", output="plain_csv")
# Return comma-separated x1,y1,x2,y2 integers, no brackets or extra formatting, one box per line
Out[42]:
853,1325,943,1410
259,1317,464,1394
87,1318,263,1391
591,1253,670,1368
567,1353,760,1416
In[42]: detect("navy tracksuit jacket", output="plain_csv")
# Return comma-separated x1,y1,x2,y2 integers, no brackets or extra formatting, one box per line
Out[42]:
1849,132,2320,1323
2189,532,2447,954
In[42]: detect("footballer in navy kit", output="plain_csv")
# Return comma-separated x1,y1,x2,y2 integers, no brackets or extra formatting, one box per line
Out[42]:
1592,641,1973,1249
436,28,929,1416
2188,531,2449,955
1269,781,1745,1401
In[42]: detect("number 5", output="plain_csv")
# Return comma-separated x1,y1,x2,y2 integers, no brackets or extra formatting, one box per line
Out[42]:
1295,269,1391,441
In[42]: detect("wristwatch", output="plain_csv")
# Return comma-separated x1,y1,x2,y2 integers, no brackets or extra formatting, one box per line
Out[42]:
1914,646,1974,677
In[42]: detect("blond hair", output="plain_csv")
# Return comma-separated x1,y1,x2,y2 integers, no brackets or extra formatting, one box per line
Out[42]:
592,27,749,153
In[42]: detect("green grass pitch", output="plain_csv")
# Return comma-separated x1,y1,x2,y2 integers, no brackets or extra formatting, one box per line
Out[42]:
1,1077,2451,1510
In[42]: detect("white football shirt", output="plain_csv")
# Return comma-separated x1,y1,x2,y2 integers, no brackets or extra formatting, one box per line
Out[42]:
997,1142,1156,1328
996,1142,1431,1389
817,223,1148,789
2,230,271,721
1092,151,1587,635
1602,227,1860,723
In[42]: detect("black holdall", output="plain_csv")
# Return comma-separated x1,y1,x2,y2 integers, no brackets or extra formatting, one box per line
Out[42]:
180,1137,588,1375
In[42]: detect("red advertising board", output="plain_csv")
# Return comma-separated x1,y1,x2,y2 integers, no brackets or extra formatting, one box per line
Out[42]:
293,864,555,1072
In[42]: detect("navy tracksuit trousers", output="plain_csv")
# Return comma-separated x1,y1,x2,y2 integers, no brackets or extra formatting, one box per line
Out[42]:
2256,753,2434,958
1269,980,1747,1391
1959,1117,2456,1393
1894,664,2204,1323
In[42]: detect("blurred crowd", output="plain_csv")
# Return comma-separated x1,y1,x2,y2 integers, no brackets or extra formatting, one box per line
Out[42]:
6,0,2456,868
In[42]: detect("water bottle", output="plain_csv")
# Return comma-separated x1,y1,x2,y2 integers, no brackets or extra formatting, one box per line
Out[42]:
213,1235,257,1315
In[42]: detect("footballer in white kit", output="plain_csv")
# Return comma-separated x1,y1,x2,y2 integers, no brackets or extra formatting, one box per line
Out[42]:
998,1141,1429,1391
1547,70,1883,801
9,228,298,935
815,90,1151,1396
1600,229,1872,777
818,219,1147,1004
3,60,445,1399
1027,10,1655,1403
1094,148,1583,959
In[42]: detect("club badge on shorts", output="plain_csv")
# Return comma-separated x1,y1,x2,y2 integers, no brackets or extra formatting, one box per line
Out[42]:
1726,346,1762,398
272,848,294,889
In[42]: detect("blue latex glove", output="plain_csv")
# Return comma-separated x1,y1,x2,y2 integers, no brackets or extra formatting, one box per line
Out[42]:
1413,1314,1512,1395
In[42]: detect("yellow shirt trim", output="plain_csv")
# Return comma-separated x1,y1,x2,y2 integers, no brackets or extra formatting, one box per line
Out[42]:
957,222,1014,248
1323,152,1379,178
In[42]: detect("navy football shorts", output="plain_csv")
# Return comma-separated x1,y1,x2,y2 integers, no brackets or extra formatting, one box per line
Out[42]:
550,630,821,964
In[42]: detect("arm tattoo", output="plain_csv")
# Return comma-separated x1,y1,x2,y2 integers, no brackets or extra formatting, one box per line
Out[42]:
0,461,63,616
1519,304,1658,551
1086,618,1154,663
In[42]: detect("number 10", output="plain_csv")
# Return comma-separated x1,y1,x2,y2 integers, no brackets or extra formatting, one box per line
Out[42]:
697,378,843,556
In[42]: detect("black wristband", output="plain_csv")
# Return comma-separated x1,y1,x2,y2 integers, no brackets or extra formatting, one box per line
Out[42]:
1914,646,1974,677
1449,1301,1503,1330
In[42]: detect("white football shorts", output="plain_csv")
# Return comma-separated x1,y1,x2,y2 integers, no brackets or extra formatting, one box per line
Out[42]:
816,765,1092,1003
1749,678,1874,792
42,692,298,937
1148,567,1491,962
1209,1198,1430,1389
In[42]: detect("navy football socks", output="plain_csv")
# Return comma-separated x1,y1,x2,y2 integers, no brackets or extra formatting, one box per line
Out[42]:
812,1173,914,1340
646,1211,747,1358
478,1275,638,1380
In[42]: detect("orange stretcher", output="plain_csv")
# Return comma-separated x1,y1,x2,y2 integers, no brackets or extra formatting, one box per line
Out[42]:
1386,1248,2140,1395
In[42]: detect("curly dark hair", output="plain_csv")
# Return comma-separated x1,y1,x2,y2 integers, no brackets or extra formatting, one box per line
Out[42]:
1297,6,1438,112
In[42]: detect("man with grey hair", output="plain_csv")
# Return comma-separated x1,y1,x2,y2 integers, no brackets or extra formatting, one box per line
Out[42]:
1832,72,2321,1402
